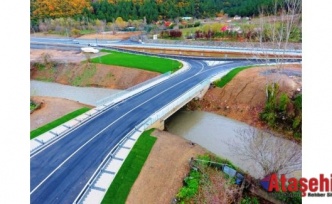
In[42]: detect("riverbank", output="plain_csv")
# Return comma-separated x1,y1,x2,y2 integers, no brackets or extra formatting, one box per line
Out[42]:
30,48,302,138
30,49,302,202
186,64,302,142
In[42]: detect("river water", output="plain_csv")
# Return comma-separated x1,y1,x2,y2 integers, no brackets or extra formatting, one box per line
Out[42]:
30,80,302,179
30,80,121,106
165,110,302,179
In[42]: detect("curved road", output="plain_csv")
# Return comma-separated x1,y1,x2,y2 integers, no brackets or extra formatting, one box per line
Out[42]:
30,39,301,203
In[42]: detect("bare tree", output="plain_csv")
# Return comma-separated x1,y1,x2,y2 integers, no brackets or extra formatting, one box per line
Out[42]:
227,127,302,178
254,0,302,67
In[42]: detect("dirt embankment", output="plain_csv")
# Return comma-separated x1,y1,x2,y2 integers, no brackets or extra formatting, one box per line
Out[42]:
126,130,207,204
31,31,142,41
30,50,302,136
187,64,302,137
30,50,160,90
30,49,301,203
76,31,142,40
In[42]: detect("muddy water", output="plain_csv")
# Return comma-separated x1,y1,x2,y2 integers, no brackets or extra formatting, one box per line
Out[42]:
30,80,301,179
165,110,302,179
30,80,121,106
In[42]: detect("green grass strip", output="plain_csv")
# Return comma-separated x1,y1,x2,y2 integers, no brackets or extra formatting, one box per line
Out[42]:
214,66,253,88
101,129,157,204
30,107,91,140
91,50,182,73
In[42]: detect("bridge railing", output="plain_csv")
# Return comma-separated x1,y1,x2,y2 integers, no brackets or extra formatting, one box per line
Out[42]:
142,79,210,130
74,78,210,204
73,116,151,204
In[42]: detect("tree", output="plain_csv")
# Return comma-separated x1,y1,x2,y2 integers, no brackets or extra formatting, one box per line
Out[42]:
253,0,302,66
115,17,128,30
227,127,302,178
32,0,92,19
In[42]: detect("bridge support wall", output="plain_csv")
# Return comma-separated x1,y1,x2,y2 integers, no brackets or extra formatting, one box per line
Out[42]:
147,84,210,131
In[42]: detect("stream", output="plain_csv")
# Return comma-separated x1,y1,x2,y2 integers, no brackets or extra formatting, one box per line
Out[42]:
30,80,302,179
165,110,302,179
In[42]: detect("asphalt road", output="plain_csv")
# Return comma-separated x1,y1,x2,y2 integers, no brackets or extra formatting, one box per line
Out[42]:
30,36,302,56
30,38,301,203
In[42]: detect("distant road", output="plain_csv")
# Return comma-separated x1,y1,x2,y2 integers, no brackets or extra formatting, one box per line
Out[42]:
30,36,302,57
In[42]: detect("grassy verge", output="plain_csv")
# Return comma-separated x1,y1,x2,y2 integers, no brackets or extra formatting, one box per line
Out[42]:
91,50,182,73
214,66,252,88
79,30,96,35
101,129,157,204
30,107,91,140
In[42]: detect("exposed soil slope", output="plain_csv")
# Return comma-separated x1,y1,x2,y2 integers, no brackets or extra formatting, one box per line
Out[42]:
31,31,141,41
187,64,302,136
30,50,160,89
30,49,301,203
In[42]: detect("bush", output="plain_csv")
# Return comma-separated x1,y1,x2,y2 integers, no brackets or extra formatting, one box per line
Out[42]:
30,100,38,111
194,21,201,27
241,196,259,204
169,30,182,38
176,169,201,201
260,83,302,138
289,27,302,42
70,28,81,37
160,30,170,38
273,191,302,204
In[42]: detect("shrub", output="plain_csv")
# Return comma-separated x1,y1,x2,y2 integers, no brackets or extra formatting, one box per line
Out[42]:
30,100,38,111
278,93,289,112
194,21,201,27
260,83,302,138
70,28,81,37
160,30,170,38
169,30,182,38
176,169,201,201
241,196,259,204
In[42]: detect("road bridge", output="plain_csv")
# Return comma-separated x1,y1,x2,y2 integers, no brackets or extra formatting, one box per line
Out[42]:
30,40,301,203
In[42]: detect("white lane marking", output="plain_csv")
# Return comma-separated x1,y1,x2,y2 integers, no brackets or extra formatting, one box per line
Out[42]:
31,61,204,194
31,60,251,195
31,60,192,158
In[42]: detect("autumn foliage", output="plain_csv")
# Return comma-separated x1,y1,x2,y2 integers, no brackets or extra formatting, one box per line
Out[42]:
32,0,92,19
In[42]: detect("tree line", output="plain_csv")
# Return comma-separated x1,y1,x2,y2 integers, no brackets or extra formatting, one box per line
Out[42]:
31,0,283,26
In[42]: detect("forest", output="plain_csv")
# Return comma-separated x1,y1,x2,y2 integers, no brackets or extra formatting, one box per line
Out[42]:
31,0,279,25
